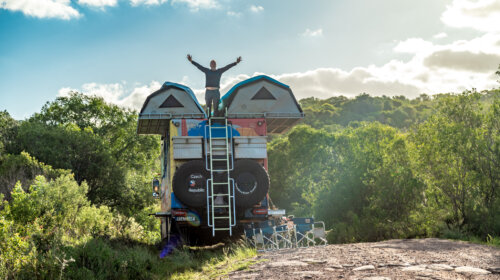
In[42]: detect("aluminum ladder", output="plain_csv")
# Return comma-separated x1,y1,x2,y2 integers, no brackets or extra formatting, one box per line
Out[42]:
205,114,236,236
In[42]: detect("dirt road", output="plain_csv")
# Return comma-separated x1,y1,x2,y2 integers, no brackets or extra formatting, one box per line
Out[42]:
228,238,500,279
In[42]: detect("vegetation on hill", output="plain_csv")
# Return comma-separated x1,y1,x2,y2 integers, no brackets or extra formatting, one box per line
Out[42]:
269,88,500,243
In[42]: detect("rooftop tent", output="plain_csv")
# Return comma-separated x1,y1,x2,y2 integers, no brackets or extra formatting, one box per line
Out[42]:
137,82,207,135
220,75,304,134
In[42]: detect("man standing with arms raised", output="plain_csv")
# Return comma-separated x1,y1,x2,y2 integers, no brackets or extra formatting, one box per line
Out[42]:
187,54,242,117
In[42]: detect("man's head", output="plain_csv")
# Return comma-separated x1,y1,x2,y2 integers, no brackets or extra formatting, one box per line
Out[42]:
210,60,216,70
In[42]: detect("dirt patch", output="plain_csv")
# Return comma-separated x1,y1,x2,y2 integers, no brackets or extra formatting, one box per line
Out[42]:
227,238,500,279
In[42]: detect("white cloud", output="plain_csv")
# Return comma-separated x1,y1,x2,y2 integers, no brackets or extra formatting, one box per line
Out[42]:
302,28,323,37
59,81,162,110
394,38,433,53
433,32,448,39
441,0,500,32
0,0,80,20
249,5,263,13
130,0,167,6
77,0,117,8
171,0,218,10
227,10,241,17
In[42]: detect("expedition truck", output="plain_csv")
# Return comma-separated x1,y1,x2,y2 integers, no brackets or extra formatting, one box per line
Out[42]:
137,75,303,245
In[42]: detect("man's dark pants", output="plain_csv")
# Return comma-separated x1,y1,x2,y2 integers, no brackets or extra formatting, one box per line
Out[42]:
205,89,220,117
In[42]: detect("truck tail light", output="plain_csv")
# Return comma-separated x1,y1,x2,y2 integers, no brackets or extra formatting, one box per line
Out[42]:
252,208,268,215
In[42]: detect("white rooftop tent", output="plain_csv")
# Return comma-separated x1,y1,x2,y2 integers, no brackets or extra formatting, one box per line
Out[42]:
220,75,304,134
137,82,206,135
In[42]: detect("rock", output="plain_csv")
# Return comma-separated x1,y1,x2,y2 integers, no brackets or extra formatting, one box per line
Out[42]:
293,271,323,279
329,264,343,269
488,267,500,274
303,258,327,264
387,262,410,267
353,265,375,271
362,277,391,280
402,265,428,272
428,264,453,271
455,266,491,275
324,268,336,272
267,260,309,267
230,273,260,279
342,264,354,267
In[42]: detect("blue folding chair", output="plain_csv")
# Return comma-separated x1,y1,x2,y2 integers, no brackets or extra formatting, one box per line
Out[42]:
254,220,278,251
243,223,256,247
273,224,293,249
293,217,315,248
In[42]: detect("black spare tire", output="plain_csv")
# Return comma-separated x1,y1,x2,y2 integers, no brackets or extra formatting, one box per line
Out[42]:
233,160,269,208
173,160,208,208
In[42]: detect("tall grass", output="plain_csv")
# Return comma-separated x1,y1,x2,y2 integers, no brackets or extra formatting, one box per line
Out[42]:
62,238,257,280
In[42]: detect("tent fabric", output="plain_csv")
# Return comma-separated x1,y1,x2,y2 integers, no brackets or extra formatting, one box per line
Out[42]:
139,82,206,116
220,75,289,102
219,75,303,114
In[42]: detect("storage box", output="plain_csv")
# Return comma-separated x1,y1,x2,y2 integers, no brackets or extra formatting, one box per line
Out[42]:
173,136,203,159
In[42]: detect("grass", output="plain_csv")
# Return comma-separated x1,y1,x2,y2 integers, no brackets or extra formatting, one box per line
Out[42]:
46,237,259,280
170,242,259,280
441,230,500,248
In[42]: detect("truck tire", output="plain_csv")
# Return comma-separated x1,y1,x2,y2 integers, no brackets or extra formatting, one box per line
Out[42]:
173,160,208,208
233,160,269,208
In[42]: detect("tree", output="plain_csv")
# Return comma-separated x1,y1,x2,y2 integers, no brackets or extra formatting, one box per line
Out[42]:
410,91,500,236
14,93,161,215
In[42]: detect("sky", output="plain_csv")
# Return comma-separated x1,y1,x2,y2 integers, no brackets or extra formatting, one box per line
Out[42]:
1,0,500,120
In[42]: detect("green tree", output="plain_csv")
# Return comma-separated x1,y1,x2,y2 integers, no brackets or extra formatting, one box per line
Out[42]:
14,93,161,215
410,91,500,236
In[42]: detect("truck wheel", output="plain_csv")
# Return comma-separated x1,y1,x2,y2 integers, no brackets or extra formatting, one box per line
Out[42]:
233,160,269,208
173,160,208,208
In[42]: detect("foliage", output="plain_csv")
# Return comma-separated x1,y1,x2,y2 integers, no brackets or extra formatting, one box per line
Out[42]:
270,89,499,243
0,152,70,200
410,90,500,236
0,110,18,155
0,174,161,279
10,93,160,215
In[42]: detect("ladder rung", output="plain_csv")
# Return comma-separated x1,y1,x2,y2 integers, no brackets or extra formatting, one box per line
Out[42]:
210,117,227,120
214,228,231,230
212,158,228,161
213,205,230,207
212,194,230,197
213,216,230,219
212,182,229,185
210,148,228,150
209,127,228,129
210,137,228,139
211,169,230,172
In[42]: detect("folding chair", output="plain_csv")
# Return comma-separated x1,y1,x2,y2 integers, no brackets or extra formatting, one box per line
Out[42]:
243,223,256,247
254,220,278,251
273,224,293,249
293,217,316,248
313,221,328,246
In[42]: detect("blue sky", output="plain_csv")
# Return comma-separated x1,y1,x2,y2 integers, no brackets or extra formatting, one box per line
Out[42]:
1,0,499,119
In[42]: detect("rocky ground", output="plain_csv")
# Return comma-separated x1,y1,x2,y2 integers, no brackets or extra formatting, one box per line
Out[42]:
227,238,500,279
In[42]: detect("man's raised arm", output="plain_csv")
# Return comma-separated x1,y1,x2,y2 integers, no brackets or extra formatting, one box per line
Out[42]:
187,54,208,72
219,56,242,73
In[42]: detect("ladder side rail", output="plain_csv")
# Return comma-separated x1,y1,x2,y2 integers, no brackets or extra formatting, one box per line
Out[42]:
208,118,216,233
206,178,212,227
230,178,236,227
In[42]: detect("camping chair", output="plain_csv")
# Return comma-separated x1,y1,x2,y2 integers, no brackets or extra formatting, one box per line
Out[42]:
312,221,328,246
254,220,278,251
273,224,293,249
293,217,316,248
243,223,256,247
